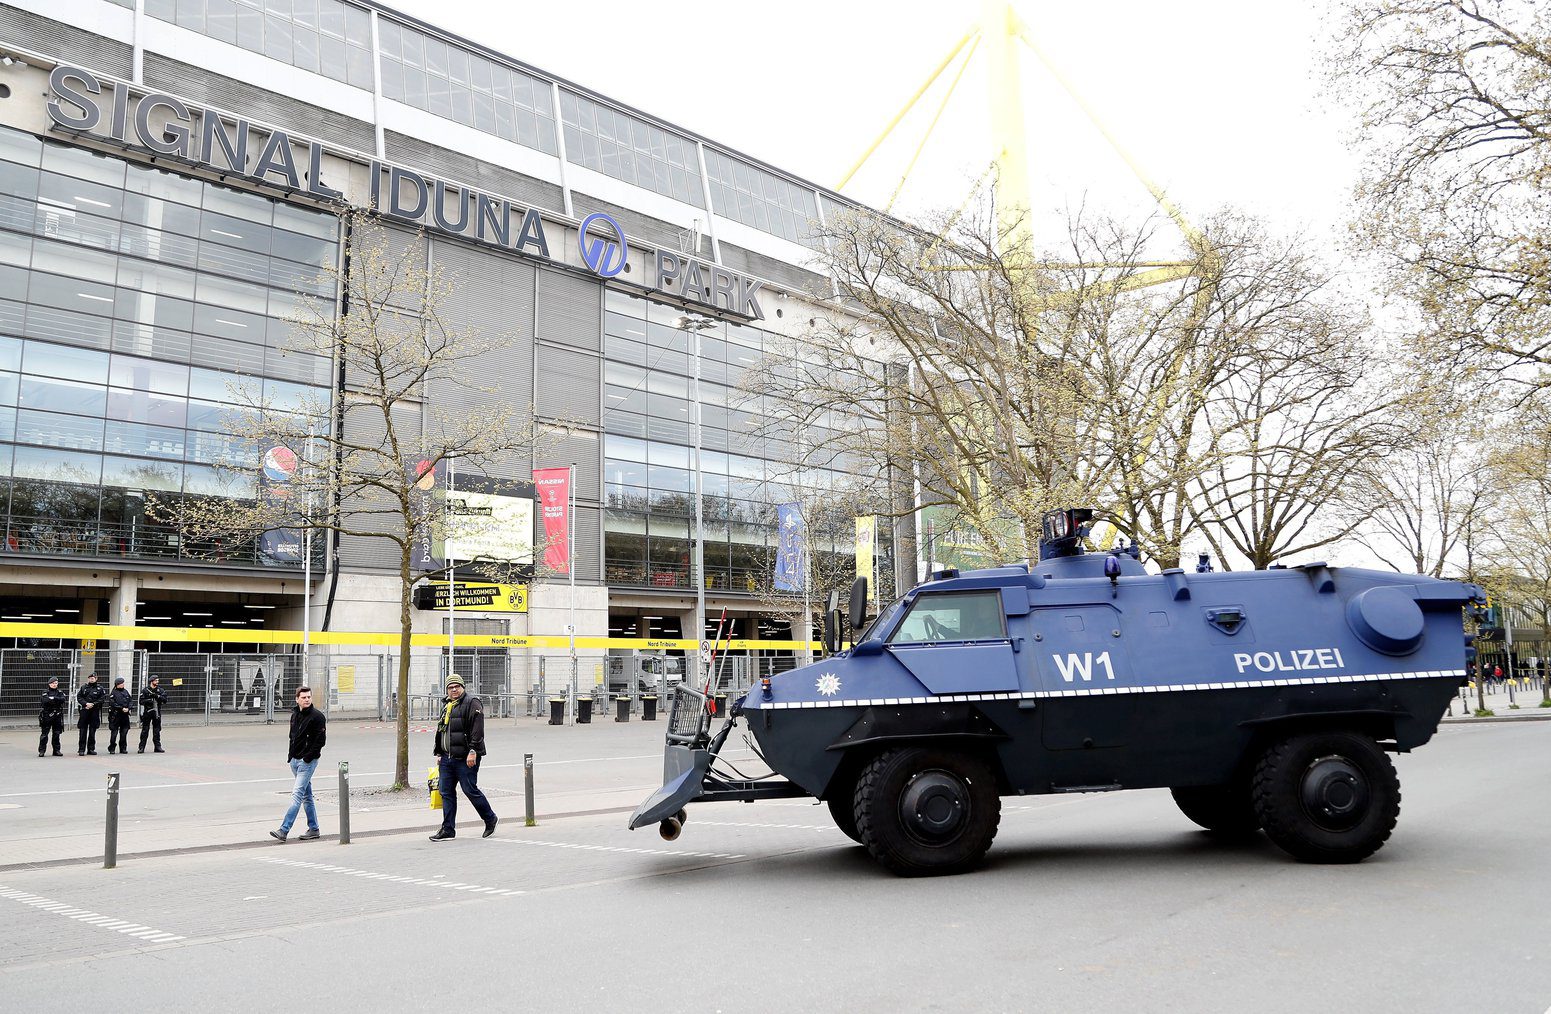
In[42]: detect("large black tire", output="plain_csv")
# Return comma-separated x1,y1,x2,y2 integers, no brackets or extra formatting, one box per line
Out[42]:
1250,731,1400,863
853,747,1001,876
1170,783,1260,834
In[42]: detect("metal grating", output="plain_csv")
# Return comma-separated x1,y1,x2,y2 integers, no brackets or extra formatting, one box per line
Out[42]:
384,131,563,214
534,345,600,428
535,268,601,352
0,8,132,77
143,53,374,153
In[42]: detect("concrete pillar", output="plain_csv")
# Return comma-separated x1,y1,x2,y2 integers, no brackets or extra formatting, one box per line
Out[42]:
108,576,139,686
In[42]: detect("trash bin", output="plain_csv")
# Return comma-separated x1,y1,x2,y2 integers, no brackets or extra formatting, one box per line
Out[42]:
642,695,658,721
713,693,728,715
615,696,630,722
547,697,566,726
577,697,593,724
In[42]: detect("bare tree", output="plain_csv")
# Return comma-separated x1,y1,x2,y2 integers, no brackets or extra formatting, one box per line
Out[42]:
1331,0,1551,394
151,212,548,789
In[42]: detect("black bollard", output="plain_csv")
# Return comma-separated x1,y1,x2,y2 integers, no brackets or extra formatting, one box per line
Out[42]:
104,772,119,870
338,761,351,845
524,753,536,827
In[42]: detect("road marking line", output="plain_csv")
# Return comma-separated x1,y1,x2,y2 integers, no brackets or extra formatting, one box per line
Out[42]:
0,886,184,943
486,838,746,860
691,820,838,832
253,856,525,896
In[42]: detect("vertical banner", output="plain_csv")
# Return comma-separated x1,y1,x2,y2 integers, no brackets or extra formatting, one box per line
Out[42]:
855,515,876,600
532,466,571,575
258,445,302,563
775,502,807,592
409,458,443,572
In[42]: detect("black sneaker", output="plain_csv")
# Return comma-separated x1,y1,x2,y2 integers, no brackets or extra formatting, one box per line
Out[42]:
53,752,63,757
37,752,44,758
429,829,455,841
268,829,287,843
483,817,498,838
87,751,97,756
298,828,320,841
153,748,165,753
137,748,144,754
78,751,84,756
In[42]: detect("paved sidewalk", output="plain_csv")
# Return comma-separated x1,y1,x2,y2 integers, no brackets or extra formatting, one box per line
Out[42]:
0,714,741,870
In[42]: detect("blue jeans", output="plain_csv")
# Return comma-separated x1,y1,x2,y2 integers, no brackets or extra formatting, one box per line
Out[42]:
280,757,320,835
438,755,496,833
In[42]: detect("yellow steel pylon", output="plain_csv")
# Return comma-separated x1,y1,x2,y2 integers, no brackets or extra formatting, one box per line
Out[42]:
837,1,1206,285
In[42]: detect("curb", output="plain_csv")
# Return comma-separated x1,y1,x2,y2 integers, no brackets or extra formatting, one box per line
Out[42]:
0,803,637,874
1442,713,1551,725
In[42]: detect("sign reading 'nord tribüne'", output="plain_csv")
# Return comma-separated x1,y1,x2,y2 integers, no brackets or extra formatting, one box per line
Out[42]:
44,65,767,320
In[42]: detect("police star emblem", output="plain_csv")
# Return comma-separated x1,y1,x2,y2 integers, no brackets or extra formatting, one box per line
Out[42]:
815,672,841,697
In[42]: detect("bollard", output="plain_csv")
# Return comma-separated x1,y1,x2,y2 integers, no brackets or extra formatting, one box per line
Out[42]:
1508,680,1516,706
103,772,119,870
524,753,536,827
338,761,351,845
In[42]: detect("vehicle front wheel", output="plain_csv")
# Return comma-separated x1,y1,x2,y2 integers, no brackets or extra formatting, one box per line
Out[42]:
854,747,1000,876
1170,783,1260,835
825,771,863,844
1250,731,1400,863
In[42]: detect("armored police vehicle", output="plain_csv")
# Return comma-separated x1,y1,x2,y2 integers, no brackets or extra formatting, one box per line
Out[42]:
631,508,1483,876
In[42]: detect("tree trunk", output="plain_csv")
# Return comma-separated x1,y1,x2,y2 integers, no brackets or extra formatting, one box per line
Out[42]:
394,545,413,789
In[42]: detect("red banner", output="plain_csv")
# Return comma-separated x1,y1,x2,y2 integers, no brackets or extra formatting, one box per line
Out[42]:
532,466,571,574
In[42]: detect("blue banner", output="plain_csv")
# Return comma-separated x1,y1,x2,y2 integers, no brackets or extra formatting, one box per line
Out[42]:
775,502,807,592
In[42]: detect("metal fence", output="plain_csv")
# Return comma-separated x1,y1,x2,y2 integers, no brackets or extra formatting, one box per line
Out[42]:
0,646,809,727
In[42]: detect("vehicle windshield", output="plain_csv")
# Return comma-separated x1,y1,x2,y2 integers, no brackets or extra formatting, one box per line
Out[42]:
855,598,904,644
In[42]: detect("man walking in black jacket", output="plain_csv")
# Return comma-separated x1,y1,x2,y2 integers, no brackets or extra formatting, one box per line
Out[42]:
38,676,66,757
269,686,326,842
106,677,133,754
429,674,497,841
76,672,106,755
138,676,167,753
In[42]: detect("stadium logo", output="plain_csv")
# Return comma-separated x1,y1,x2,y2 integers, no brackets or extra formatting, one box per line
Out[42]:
578,212,628,278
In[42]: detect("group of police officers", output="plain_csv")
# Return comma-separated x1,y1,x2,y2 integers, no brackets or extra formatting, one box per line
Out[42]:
36,673,167,757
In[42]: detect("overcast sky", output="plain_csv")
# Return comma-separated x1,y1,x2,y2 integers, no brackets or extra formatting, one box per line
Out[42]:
391,0,1358,253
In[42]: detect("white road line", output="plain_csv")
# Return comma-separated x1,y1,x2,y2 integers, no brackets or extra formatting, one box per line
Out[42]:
252,856,525,896
0,886,184,943
690,820,838,832
485,837,746,860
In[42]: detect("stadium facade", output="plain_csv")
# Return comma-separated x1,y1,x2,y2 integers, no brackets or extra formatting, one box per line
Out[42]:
0,0,908,662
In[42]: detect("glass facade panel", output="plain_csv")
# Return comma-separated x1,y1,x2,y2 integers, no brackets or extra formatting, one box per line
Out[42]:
560,90,703,207
146,0,374,88
378,19,559,156
0,124,336,569
705,149,821,246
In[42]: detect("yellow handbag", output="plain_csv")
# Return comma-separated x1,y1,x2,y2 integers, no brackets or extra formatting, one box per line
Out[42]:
427,765,442,809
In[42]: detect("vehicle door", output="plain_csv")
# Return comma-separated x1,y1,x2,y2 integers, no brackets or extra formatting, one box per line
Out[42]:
1029,604,1136,751
885,589,1019,695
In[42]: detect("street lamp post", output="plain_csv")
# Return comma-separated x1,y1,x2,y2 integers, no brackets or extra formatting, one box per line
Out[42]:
678,314,717,673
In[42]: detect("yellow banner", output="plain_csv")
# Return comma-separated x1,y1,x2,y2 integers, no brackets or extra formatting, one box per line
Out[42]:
422,582,528,612
855,516,876,598
0,621,819,652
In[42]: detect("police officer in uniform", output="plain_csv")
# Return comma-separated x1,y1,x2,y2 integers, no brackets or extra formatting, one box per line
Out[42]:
38,676,66,757
106,676,133,754
138,675,167,753
76,672,106,755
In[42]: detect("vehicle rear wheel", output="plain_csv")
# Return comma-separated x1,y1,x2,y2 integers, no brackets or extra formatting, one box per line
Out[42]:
1251,731,1400,864
1170,783,1260,834
854,747,1000,876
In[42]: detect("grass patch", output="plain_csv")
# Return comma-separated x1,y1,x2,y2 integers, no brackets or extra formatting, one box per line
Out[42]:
1474,707,1496,717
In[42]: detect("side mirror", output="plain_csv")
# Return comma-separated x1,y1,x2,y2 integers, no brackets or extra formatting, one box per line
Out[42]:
848,576,868,632
822,607,844,655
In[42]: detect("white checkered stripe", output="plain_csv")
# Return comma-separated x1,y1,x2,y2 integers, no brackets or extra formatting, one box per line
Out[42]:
748,668,1467,711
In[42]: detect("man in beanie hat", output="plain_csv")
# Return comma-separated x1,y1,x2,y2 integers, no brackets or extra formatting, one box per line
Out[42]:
76,672,106,755
38,676,66,757
138,676,167,753
106,677,133,754
429,673,497,841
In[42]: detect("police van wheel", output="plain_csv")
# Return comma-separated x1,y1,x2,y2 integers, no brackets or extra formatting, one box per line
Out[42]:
826,793,863,844
1170,784,1260,835
1251,731,1400,863
854,747,1000,876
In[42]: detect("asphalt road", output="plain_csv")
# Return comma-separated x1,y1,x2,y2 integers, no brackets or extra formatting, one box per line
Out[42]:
0,720,1547,1012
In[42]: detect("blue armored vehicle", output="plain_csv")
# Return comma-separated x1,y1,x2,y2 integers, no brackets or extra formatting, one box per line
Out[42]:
631,508,1483,876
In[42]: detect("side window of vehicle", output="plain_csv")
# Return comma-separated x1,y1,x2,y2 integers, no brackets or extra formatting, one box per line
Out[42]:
887,591,1005,644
